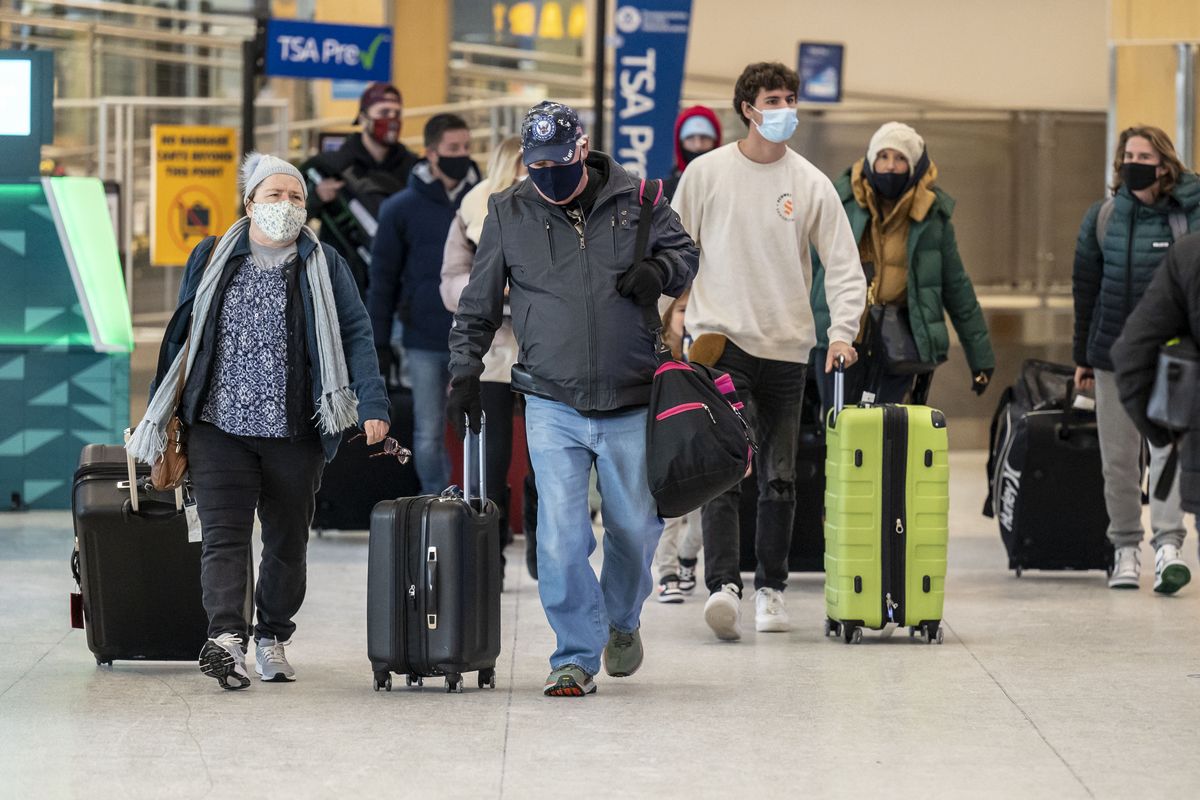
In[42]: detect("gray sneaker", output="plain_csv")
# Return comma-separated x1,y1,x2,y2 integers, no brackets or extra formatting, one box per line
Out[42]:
199,632,251,690
255,637,296,682
603,626,644,677
543,665,596,697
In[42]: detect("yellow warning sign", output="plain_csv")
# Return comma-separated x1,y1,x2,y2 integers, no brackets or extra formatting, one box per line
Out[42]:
150,125,239,266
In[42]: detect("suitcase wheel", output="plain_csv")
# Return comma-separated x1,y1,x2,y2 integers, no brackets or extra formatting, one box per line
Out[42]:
405,674,424,688
96,658,113,667
373,670,392,692
1015,565,1023,578
478,668,496,690
842,625,863,645
921,622,945,645
823,618,842,638
445,673,464,693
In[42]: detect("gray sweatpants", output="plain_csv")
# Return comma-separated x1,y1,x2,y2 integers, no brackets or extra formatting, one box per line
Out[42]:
652,510,703,582
1094,369,1186,550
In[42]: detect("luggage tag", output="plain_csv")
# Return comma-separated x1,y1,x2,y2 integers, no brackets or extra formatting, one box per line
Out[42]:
182,487,202,543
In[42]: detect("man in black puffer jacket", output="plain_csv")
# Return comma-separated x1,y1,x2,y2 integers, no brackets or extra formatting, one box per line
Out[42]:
448,102,698,697
1112,233,1200,592
1072,125,1199,593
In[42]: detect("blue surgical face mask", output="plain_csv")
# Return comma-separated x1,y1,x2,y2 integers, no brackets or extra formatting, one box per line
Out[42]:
528,159,585,203
750,104,798,143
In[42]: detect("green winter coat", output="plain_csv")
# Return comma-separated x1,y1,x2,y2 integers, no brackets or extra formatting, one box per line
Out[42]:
811,166,995,373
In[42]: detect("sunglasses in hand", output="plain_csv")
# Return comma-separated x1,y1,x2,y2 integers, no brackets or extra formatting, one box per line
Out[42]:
350,433,412,464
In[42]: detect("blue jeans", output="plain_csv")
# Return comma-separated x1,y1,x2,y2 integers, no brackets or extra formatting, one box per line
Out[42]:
524,396,663,676
406,348,450,494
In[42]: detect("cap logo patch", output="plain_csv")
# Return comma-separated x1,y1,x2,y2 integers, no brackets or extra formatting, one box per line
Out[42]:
532,116,556,142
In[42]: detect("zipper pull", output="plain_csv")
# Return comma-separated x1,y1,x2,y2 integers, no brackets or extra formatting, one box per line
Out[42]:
408,584,416,605
885,592,896,622
579,236,586,250
703,404,715,423
895,518,904,535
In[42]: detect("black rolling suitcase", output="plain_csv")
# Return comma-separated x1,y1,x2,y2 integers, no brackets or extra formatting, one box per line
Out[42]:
738,372,825,572
983,360,1113,575
314,389,420,531
71,443,209,664
367,420,501,693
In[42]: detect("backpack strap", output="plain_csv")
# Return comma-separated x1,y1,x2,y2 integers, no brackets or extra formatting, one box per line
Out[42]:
1096,196,1116,247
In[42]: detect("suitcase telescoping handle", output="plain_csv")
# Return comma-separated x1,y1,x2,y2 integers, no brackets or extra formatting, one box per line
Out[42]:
461,411,487,509
831,355,847,425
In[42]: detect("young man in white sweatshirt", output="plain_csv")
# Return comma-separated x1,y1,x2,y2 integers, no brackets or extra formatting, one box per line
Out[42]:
671,61,865,641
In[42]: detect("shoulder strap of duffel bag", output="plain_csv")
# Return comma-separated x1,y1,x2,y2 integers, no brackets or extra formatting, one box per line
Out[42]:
635,178,670,362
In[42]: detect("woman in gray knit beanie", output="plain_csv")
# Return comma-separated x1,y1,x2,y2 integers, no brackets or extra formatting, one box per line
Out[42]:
134,151,392,690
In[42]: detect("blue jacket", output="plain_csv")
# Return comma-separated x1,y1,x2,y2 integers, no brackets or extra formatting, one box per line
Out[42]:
367,160,480,352
162,227,388,462
1073,173,1200,371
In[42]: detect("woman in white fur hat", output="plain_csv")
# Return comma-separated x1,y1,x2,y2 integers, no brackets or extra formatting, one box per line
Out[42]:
131,152,392,690
810,121,994,408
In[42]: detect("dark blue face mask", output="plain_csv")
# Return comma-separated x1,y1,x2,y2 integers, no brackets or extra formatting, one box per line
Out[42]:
868,169,910,201
528,159,585,203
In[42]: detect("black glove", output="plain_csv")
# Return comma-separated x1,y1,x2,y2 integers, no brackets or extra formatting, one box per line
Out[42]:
616,259,667,306
376,345,394,379
971,368,994,396
447,375,482,438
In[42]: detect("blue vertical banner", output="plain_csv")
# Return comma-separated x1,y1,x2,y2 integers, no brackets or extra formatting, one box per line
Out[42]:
611,0,692,180
798,42,845,103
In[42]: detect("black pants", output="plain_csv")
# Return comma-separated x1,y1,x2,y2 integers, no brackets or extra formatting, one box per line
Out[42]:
189,422,326,642
701,341,807,594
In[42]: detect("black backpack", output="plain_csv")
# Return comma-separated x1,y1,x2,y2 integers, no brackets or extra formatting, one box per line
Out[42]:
636,179,754,517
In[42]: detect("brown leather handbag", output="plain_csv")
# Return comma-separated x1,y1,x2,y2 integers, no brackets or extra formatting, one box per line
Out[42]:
149,330,191,491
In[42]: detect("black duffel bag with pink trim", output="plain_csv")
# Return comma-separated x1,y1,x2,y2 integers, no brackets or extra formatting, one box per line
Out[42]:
632,178,753,517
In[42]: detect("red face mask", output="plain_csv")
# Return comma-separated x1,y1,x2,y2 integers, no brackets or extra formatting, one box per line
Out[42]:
368,117,401,145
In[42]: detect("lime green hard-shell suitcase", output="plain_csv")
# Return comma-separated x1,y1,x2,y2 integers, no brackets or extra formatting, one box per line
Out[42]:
823,367,949,645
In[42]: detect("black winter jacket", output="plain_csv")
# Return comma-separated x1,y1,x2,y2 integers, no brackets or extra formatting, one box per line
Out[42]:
1112,232,1200,514
1072,174,1200,371
448,152,699,412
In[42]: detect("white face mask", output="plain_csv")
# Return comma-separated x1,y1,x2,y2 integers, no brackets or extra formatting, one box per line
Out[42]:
251,200,307,243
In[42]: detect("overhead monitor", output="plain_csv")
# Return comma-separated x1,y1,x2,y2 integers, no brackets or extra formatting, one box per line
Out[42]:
0,50,54,178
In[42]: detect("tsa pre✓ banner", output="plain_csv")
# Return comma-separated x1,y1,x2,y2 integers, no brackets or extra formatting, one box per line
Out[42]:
611,0,693,180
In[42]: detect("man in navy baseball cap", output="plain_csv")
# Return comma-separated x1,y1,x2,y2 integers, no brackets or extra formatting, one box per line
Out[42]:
448,98,699,697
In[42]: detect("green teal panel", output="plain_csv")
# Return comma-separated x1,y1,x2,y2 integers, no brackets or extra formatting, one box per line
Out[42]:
0,346,129,509
0,183,92,347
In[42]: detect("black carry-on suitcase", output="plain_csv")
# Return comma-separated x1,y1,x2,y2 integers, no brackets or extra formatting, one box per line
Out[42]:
367,418,502,693
71,443,208,664
982,360,1113,575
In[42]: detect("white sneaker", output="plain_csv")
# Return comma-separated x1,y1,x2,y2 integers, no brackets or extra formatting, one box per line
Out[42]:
1153,544,1191,595
1108,546,1141,589
754,588,790,632
255,636,296,682
704,583,742,641
198,632,251,690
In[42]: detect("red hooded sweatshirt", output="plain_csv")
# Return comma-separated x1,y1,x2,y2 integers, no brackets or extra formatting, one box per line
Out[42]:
673,105,723,174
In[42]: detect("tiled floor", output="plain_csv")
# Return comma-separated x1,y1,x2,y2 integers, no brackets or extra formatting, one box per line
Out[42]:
1,452,1197,799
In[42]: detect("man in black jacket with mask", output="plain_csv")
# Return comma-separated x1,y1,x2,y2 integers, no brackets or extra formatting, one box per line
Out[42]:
303,82,419,295
447,101,698,697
